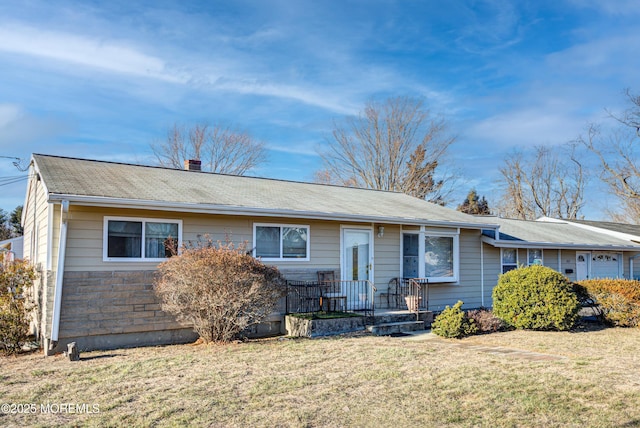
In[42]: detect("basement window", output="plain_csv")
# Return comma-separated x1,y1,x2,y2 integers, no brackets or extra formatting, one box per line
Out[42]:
104,217,182,261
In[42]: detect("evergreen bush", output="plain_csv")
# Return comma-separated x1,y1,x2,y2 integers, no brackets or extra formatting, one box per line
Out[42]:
492,265,580,331
431,301,477,339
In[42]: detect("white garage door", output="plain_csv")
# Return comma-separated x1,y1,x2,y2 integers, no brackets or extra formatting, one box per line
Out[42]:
591,252,622,279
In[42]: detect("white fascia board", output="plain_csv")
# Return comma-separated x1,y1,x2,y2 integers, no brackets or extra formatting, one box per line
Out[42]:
481,235,640,251
46,194,500,230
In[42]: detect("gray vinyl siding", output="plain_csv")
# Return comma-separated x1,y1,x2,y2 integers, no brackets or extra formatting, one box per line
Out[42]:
23,176,50,269
428,229,484,311
373,224,401,296
22,174,55,342
482,242,500,307
62,206,342,274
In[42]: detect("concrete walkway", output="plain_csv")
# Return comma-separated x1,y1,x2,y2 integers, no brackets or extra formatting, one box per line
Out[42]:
396,330,567,362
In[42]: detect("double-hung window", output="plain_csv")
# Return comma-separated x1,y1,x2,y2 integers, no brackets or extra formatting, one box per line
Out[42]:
501,248,518,273
253,224,309,261
402,228,459,283
528,249,543,266
104,217,182,261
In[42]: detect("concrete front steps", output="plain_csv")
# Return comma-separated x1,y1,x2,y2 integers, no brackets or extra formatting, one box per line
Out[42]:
366,310,433,336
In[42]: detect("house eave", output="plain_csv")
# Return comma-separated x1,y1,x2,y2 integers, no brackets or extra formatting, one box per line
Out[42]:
46,194,499,230
481,235,640,251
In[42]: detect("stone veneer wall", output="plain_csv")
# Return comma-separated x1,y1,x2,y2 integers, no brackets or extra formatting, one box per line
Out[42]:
54,270,197,354
53,270,288,354
50,267,344,354
59,271,181,337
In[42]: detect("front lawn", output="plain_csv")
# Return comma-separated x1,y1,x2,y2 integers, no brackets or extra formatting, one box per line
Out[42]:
1,326,639,427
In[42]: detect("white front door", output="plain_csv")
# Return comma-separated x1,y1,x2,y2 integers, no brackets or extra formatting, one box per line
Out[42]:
342,228,373,308
576,252,590,281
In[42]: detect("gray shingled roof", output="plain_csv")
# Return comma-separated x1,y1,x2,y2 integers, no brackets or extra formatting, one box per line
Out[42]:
570,219,640,237
33,154,496,227
482,217,640,249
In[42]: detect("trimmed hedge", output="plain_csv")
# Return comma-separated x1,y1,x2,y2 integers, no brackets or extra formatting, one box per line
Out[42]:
492,265,580,331
577,279,640,327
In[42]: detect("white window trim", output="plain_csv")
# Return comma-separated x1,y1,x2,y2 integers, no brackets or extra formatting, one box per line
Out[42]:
253,223,310,262
501,248,519,273
103,216,183,262
402,227,460,284
527,248,544,266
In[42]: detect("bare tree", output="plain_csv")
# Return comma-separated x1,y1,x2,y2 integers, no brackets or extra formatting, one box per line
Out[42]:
151,123,267,175
496,144,586,220
317,96,456,204
581,89,640,223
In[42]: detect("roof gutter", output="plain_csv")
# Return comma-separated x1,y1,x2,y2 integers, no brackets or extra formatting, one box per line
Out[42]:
481,235,640,251
50,200,69,348
46,193,499,230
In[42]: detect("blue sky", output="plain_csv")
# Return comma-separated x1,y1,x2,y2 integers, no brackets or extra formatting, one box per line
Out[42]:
1,0,638,219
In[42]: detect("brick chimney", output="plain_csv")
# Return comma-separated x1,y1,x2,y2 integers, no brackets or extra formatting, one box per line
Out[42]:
184,159,201,171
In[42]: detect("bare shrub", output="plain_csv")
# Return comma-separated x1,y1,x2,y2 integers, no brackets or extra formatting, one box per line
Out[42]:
153,240,287,343
0,255,36,355
466,308,509,333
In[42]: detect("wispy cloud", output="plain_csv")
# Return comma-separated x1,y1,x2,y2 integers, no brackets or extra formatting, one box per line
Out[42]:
0,104,69,149
469,108,586,149
0,24,187,83
568,0,640,16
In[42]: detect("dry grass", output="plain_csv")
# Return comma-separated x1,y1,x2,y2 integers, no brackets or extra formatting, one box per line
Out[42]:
1,325,639,427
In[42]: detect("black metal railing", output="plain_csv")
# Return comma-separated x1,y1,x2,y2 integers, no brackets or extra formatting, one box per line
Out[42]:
285,279,376,318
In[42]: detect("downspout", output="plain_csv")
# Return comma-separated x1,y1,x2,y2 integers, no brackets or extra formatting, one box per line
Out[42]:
50,200,69,349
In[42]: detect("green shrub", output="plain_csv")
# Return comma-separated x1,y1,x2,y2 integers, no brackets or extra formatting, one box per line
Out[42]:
578,279,640,327
492,265,580,331
0,256,36,355
466,308,509,333
154,240,287,343
432,301,477,339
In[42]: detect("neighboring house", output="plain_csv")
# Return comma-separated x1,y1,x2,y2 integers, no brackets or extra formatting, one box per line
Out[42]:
0,236,23,261
22,154,501,355
537,217,640,280
482,217,640,283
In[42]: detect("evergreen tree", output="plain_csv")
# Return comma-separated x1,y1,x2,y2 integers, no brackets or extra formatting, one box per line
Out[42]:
457,189,491,215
